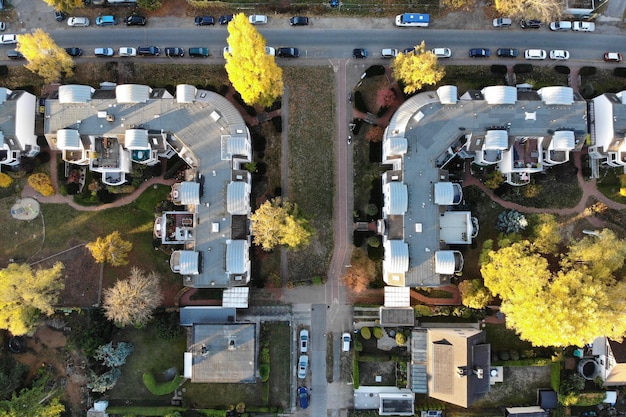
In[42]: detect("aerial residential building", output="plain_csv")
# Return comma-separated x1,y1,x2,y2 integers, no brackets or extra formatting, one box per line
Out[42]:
589,91,626,177
0,88,39,167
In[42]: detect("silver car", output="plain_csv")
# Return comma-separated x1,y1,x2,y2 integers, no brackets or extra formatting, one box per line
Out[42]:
297,355,308,379
67,17,90,27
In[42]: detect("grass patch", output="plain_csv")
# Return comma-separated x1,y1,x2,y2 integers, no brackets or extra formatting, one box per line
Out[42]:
484,323,533,352
551,361,561,392
263,321,290,409
596,167,626,204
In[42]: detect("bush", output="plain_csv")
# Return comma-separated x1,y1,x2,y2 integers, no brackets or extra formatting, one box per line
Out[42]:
579,66,597,76
143,372,185,396
354,339,363,352
491,65,508,74
156,313,184,341
513,64,533,73
28,173,54,196
360,327,371,340
353,355,360,389
614,67,626,78
259,364,270,382
414,304,431,317
395,333,406,346
551,361,561,392
510,350,520,360
372,327,383,339
259,347,270,364
499,350,510,361
0,173,12,188
554,65,570,75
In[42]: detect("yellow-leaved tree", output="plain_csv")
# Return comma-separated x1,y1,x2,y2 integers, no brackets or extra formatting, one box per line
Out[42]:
41,0,83,13
250,197,313,251
391,41,445,95
17,29,74,83
86,231,133,266
0,263,64,336
494,0,562,23
225,13,283,107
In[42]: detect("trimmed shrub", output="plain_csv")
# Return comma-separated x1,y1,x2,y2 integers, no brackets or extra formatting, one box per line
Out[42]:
510,350,520,360
143,372,184,396
372,327,383,339
491,65,508,74
414,304,431,317
353,355,360,389
0,173,12,188
354,339,363,352
28,173,54,196
259,347,270,364
360,327,371,340
551,361,561,392
395,333,406,346
499,350,510,361
614,67,626,78
513,64,533,73
259,364,269,382
579,66,597,76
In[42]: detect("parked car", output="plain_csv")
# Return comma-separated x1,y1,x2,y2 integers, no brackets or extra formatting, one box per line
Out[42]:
137,46,160,56
277,47,300,58
604,52,623,62
298,386,309,409
165,47,185,57
497,48,519,58
520,19,541,29
7,50,23,60
549,21,572,31
549,49,569,60
525,49,547,60
67,17,89,27
573,21,595,31
431,47,451,58
219,14,233,25
342,332,351,352
64,47,83,57
469,48,490,58
0,34,16,44
94,47,114,57
189,47,209,57
194,16,215,26
119,47,137,57
403,47,416,54
249,15,268,24
492,17,512,27
353,48,367,59
125,15,146,26
54,11,66,22
290,16,309,26
95,15,117,26
299,329,309,353
297,355,308,379
381,48,398,58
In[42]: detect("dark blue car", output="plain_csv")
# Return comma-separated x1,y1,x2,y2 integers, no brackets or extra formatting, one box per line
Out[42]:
469,48,490,58
298,386,309,409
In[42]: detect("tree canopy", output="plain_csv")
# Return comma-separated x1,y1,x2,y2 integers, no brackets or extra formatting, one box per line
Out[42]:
17,29,74,83
341,248,376,293
250,197,313,251
481,229,626,347
225,13,283,107
41,0,83,13
0,371,64,417
494,0,562,24
0,263,64,336
86,231,133,266
391,41,445,95
103,267,163,327
458,279,491,309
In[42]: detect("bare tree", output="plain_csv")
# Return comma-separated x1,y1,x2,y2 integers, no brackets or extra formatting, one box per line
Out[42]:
494,0,562,23
103,267,163,327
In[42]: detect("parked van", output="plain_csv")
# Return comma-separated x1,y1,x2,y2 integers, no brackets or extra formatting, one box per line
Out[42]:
524,49,546,60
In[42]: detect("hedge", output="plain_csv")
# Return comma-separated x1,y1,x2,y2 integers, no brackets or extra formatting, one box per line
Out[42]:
566,392,606,406
142,372,185,396
551,361,561,392
353,355,360,389
492,357,552,366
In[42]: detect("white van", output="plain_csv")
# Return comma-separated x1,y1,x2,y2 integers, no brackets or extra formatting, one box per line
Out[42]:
525,49,546,60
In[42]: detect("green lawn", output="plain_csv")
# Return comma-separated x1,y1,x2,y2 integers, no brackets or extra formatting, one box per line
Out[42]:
484,323,533,352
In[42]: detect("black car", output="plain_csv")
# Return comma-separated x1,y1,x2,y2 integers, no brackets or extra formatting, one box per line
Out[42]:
277,47,300,58
520,19,541,29
289,16,309,26
496,48,518,58
195,16,215,26
218,14,233,25
54,11,66,22
65,47,83,57
352,48,367,59
125,15,147,26
7,50,23,60
165,47,185,57
137,46,160,56
469,48,490,58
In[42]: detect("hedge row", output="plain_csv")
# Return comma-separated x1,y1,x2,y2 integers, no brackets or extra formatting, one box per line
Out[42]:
142,372,185,396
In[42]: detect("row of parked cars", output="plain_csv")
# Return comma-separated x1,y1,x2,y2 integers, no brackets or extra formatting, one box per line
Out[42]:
469,48,570,60
91,47,210,57
65,14,146,27
493,17,596,32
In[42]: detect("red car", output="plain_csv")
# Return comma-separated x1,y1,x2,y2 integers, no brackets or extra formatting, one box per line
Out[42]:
604,52,623,62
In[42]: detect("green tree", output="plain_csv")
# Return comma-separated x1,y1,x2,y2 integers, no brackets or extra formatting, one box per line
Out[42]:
0,263,64,336
17,29,74,83
41,0,83,13
391,41,445,95
86,231,133,266
0,371,65,417
103,267,163,327
225,13,283,107
250,197,313,251
458,279,491,309
0,354,28,399
494,0,562,24
94,342,134,368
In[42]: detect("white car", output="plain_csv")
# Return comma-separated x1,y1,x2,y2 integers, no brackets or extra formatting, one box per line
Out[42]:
299,329,309,353
432,47,452,58
492,17,512,27
297,355,308,379
524,49,546,60
549,49,569,60
549,21,572,31
0,34,16,44
119,47,137,57
224,46,275,56
342,332,351,352
67,17,90,27
573,21,595,32
381,48,398,58
249,15,268,25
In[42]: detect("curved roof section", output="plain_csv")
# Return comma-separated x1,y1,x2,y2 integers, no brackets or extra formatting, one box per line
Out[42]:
435,250,455,274
538,86,573,105
437,86,458,105
125,129,149,149
172,250,199,275
383,240,409,273
57,129,81,149
179,182,200,205
552,130,575,150
484,130,508,149
176,84,197,103
434,182,462,205
385,137,408,157
59,85,94,104
116,84,151,104
227,181,249,215
386,92,441,139
228,136,249,157
226,240,248,274
384,182,408,215
481,86,516,105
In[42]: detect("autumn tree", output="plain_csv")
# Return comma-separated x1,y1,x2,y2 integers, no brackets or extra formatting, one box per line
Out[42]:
494,0,562,24
27,173,54,196
482,230,626,347
365,126,384,143
41,0,83,13
0,263,64,336
86,231,133,266
0,369,64,417
225,13,283,107
392,41,445,95
458,279,491,309
530,213,560,254
341,248,376,293
250,197,313,251
17,29,74,83
102,267,163,327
